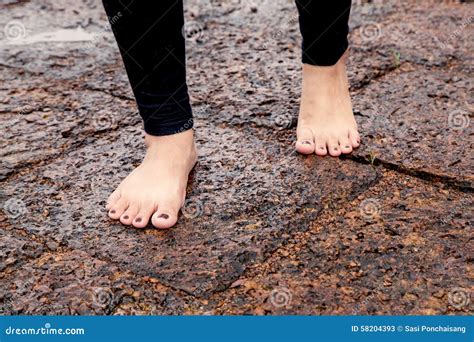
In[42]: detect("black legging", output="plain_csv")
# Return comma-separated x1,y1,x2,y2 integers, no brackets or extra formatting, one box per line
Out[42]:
102,0,352,136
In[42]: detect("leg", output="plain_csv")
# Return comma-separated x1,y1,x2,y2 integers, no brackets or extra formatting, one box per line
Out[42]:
102,0,197,229
294,0,360,156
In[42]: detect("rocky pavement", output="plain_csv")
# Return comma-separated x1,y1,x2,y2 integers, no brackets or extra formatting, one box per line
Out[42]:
0,0,472,314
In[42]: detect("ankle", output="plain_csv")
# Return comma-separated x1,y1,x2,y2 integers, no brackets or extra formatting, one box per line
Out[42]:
145,129,194,147
144,130,196,159
303,50,348,75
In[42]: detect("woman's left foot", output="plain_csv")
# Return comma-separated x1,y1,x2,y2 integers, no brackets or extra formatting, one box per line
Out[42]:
295,51,361,156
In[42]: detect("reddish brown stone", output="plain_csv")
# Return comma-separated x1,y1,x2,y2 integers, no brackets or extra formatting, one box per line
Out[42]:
203,171,473,315
1,124,378,296
0,0,471,315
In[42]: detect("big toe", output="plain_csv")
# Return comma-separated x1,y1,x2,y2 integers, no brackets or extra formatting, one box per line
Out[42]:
106,189,121,211
295,128,315,155
151,202,179,229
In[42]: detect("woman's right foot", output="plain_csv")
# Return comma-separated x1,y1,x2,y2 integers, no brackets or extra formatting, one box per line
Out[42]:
106,129,197,229
295,51,360,156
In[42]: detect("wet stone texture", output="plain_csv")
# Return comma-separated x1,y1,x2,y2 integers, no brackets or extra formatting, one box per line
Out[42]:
0,84,138,180
353,63,474,188
0,124,378,296
0,249,191,315
195,171,473,315
0,0,472,314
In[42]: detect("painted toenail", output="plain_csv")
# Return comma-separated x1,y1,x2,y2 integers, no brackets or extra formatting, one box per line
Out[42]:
345,145,350,148
135,217,142,223
334,148,338,151
123,215,129,220
319,147,325,150
159,214,169,219
110,210,116,214
302,140,312,145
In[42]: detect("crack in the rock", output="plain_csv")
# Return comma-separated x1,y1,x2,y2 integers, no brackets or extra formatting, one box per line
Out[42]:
81,85,134,102
0,120,139,184
1,0,31,8
1,84,139,183
347,154,473,193
0,63,44,78
197,169,383,299
0,223,188,303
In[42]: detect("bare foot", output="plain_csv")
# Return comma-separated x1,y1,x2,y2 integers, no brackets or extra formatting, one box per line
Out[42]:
106,129,197,229
295,51,360,156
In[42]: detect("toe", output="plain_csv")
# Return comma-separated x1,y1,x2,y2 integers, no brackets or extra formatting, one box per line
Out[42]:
339,136,353,154
106,189,121,210
314,137,328,156
108,198,129,220
120,205,139,225
295,127,315,154
328,138,341,157
349,129,361,148
132,204,155,228
151,203,179,229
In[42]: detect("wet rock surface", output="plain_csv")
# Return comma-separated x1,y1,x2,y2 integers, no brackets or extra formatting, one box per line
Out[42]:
198,171,473,315
0,83,137,180
353,64,473,188
0,249,191,315
1,124,379,296
0,0,472,314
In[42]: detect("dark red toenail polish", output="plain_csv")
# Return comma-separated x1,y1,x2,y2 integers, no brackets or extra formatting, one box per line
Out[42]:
334,148,338,151
302,140,312,145
135,217,142,223
159,214,169,219
320,147,325,150
345,145,350,148
110,210,116,214
123,215,129,220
